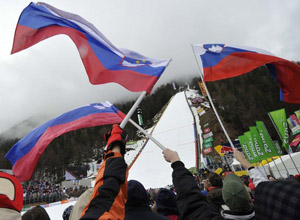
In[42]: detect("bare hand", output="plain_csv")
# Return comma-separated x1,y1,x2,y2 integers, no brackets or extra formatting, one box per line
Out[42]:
234,149,252,169
163,148,180,163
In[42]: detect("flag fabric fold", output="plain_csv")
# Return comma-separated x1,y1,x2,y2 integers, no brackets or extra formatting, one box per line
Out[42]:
268,108,289,152
192,44,300,103
5,102,125,182
255,121,279,158
238,135,255,163
11,2,171,94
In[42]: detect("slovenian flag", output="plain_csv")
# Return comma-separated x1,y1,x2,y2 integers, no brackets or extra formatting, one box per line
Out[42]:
11,2,171,94
5,102,125,181
193,44,300,103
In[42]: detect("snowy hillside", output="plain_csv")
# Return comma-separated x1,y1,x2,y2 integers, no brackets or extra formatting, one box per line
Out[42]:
127,90,199,189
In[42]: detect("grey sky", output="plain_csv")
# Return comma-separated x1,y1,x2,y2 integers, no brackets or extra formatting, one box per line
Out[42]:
0,0,299,133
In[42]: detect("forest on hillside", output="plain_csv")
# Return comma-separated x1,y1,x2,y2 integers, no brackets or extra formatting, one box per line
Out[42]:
1,63,300,182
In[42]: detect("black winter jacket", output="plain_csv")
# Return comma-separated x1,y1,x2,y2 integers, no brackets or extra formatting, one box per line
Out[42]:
171,161,224,220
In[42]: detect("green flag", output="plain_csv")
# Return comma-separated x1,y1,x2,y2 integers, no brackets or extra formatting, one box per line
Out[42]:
295,110,300,121
244,131,260,162
249,127,265,161
273,140,283,155
269,109,289,151
256,121,279,157
238,135,255,163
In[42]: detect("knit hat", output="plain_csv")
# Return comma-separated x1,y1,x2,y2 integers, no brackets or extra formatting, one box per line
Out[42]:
222,173,251,212
0,172,23,212
126,180,149,207
156,188,179,216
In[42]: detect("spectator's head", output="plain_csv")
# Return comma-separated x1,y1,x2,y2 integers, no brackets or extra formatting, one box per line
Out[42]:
222,173,251,212
295,174,300,183
148,188,159,206
267,175,276,181
240,175,249,186
22,206,50,220
156,188,179,216
208,173,223,188
126,180,149,208
0,172,23,220
62,205,73,220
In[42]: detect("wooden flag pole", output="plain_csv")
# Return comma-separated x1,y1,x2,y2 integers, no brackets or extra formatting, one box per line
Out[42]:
192,45,235,149
120,91,147,129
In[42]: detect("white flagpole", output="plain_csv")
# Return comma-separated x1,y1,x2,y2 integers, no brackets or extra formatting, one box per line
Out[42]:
192,45,235,149
268,113,300,174
129,119,166,150
120,91,147,129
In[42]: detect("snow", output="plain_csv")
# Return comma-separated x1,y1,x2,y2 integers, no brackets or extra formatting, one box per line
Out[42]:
127,91,198,189
22,200,77,220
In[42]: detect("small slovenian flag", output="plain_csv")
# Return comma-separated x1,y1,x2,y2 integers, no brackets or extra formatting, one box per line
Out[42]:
192,44,300,103
5,102,125,182
11,2,171,94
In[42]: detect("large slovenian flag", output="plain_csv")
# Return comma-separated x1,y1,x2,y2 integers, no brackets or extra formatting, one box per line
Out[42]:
11,2,171,94
5,102,125,182
192,44,300,103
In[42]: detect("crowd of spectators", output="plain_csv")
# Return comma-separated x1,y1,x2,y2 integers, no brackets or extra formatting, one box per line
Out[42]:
2,125,300,220
22,180,88,205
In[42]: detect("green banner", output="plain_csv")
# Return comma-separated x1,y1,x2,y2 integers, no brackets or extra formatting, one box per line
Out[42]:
273,140,283,155
238,135,255,163
256,121,279,157
295,110,300,121
203,137,213,144
203,142,212,149
269,109,289,151
244,131,260,163
249,127,265,161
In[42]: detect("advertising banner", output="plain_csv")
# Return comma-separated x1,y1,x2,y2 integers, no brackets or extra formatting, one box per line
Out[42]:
214,145,233,156
199,110,206,116
203,147,212,155
203,132,213,139
199,81,207,97
203,137,213,143
204,128,211,134
203,142,212,149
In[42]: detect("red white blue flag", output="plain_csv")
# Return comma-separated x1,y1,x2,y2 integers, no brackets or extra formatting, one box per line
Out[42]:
5,102,125,181
11,2,171,94
193,44,300,103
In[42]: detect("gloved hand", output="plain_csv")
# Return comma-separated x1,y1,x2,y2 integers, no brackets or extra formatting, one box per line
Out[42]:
104,124,127,156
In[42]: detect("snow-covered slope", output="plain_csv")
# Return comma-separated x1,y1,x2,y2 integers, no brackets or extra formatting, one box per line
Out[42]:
128,91,197,189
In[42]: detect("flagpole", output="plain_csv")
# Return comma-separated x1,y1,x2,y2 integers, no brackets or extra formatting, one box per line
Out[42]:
268,113,300,174
120,91,147,129
129,119,166,150
271,157,283,178
262,119,289,176
192,45,235,149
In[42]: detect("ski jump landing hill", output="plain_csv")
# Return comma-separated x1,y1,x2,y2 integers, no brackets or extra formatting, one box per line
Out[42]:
127,90,202,189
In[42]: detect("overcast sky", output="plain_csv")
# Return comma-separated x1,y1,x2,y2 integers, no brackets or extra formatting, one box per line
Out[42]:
0,0,299,134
